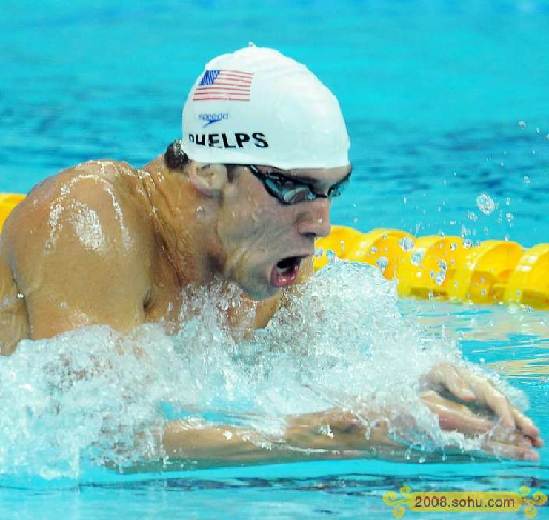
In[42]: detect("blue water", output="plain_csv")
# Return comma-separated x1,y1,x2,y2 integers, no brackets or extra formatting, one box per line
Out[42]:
1,1,548,518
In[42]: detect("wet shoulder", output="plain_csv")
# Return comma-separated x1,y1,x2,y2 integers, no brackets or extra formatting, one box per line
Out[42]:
2,160,154,270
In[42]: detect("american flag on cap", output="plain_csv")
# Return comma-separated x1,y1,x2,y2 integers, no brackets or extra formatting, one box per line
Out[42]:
192,69,254,102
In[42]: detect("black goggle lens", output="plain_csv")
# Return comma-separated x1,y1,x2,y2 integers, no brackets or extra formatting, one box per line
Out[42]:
250,166,349,205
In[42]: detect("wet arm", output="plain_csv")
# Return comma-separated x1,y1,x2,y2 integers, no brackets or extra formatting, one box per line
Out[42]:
161,409,399,467
161,395,541,468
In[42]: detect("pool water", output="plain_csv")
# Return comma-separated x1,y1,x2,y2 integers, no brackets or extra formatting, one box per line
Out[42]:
1,1,548,518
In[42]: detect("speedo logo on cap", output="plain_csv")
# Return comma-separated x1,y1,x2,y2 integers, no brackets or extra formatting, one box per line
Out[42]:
198,113,229,128
188,132,268,149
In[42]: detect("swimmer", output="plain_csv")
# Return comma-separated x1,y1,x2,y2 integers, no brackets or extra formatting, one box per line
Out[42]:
0,47,542,464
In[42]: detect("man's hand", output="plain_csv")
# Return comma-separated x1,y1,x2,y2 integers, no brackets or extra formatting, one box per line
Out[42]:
286,395,541,462
422,362,543,450
420,390,540,461
160,392,542,468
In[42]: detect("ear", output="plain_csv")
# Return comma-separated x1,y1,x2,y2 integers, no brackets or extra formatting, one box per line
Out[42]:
187,162,229,197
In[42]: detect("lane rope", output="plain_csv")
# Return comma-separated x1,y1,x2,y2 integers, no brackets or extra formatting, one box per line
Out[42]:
314,226,549,309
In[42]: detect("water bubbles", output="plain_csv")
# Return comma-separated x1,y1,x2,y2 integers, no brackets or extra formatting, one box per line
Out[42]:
467,211,478,222
434,271,446,286
476,193,496,215
399,237,415,252
429,260,447,286
411,251,424,266
326,250,338,263
523,176,531,185
376,256,389,273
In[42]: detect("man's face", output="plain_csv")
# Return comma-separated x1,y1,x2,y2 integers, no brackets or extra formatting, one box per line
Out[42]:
216,164,352,300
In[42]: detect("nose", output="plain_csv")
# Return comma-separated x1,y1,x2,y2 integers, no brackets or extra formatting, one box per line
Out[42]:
296,198,331,238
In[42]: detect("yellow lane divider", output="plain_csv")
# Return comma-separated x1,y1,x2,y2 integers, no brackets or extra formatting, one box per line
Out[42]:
315,226,549,310
0,194,26,231
1,194,547,309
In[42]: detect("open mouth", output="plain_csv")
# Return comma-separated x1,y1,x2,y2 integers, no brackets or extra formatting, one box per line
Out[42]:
270,256,303,288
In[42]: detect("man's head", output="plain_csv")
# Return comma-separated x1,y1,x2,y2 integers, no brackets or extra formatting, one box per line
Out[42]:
176,46,351,300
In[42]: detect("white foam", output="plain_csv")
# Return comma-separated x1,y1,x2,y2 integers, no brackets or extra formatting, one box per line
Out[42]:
0,262,525,479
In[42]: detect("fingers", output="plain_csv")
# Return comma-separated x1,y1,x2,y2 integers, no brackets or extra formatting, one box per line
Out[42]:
441,413,492,436
512,408,543,447
438,364,517,429
427,364,476,401
513,408,540,438
421,390,542,461
421,390,492,435
427,363,543,449
483,423,542,461
487,425,533,447
477,384,515,430
482,439,539,461
428,363,515,427
460,369,544,443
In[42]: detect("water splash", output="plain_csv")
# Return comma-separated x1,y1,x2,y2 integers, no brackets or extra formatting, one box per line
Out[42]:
476,193,496,215
0,263,523,479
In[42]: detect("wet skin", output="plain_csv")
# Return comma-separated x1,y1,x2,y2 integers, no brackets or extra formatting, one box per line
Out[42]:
0,157,348,352
0,156,542,461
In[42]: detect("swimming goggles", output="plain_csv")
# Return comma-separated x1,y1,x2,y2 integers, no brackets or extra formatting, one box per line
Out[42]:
247,165,350,205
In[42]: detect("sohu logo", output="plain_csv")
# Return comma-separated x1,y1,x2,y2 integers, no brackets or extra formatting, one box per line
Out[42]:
188,132,268,149
198,113,229,128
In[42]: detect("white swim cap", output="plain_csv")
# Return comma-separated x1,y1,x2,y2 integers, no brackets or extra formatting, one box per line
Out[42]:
182,46,350,170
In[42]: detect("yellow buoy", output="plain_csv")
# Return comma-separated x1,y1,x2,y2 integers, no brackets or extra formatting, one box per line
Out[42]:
313,225,364,270
314,227,412,279
504,244,549,308
0,193,26,231
397,235,467,300
447,240,523,304
316,225,549,310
